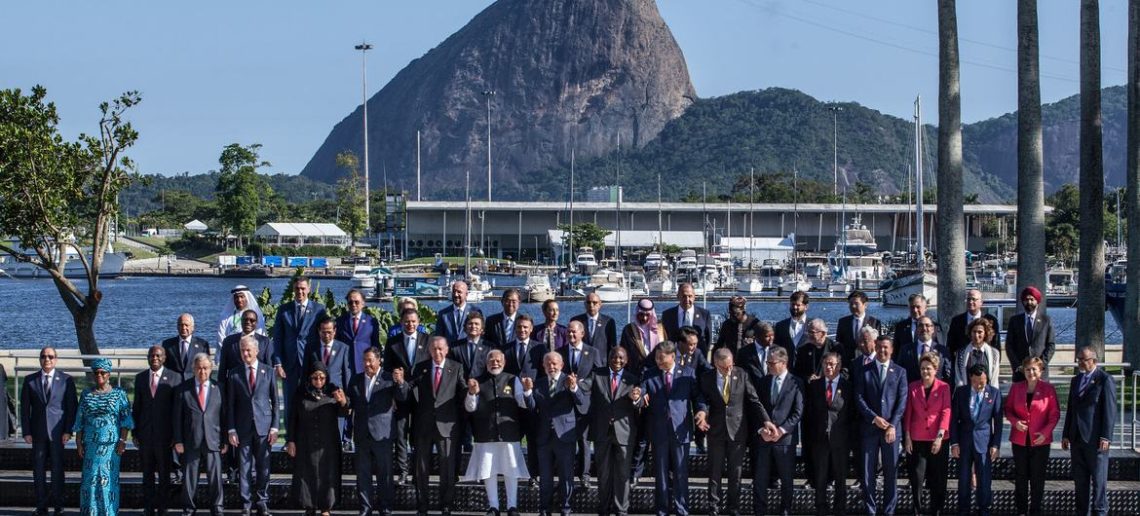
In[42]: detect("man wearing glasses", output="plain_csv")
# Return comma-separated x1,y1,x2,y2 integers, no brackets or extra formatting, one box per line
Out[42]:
1062,347,1116,516
20,346,77,516
897,316,952,384
946,289,1000,357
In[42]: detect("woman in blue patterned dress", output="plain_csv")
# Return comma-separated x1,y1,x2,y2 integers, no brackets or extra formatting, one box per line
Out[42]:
72,358,133,516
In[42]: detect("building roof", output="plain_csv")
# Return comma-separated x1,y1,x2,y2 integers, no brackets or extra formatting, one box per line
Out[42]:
253,222,346,238
183,219,208,231
547,229,705,248
407,200,1032,214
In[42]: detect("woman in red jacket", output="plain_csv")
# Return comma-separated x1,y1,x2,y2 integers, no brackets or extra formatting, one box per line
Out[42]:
903,352,952,515
1004,356,1060,516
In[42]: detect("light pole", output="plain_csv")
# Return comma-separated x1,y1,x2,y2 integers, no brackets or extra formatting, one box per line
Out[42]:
355,41,373,240
482,90,495,201
828,105,843,197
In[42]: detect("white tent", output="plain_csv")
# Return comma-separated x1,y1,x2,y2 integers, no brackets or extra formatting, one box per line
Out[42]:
183,219,208,232
253,222,349,247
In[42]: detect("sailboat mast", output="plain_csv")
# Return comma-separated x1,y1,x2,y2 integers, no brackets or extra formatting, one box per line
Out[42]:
465,170,471,277
749,167,755,270
914,96,926,265
657,174,663,251
569,148,575,269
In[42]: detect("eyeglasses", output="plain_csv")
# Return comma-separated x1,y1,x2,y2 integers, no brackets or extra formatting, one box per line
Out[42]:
40,355,56,360
765,360,781,366
1078,357,1095,363
94,371,110,376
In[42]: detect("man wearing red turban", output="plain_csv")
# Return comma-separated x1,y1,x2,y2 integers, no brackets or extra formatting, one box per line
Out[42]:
1006,286,1056,382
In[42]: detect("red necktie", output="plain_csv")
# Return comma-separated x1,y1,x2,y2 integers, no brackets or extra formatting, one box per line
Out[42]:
610,373,619,396
665,371,673,393
433,365,442,394
248,367,256,392
323,346,331,364
353,316,360,333
150,372,158,397
826,381,834,405
197,382,207,411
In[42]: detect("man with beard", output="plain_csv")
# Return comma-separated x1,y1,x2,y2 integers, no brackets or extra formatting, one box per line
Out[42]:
772,291,810,371
793,318,837,382
1005,286,1056,383
892,294,940,354
897,316,952,384
217,285,264,348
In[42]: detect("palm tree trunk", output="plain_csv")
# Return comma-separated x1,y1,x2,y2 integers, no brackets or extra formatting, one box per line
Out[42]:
937,0,966,330
1078,0,1106,357
1017,0,1047,313
1124,0,1140,369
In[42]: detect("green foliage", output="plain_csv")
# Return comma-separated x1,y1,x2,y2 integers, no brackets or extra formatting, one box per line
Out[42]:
215,143,270,246
557,222,610,255
335,152,367,248
1045,183,1121,260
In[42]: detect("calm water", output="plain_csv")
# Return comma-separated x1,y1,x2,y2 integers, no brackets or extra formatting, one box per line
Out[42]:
0,275,1118,350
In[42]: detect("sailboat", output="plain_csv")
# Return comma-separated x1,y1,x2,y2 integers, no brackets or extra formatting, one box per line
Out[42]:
646,174,676,295
738,167,764,294
780,166,813,294
881,96,938,306
463,171,485,302
592,157,631,302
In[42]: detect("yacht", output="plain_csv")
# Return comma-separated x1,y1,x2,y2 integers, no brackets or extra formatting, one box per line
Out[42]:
643,252,666,271
627,271,648,297
0,249,127,279
524,273,556,303
350,265,377,291
646,269,677,296
588,269,632,303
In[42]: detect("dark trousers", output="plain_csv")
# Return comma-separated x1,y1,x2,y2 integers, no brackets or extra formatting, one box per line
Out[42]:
956,447,993,516
907,440,947,515
237,434,272,511
753,443,794,516
1011,444,1049,516
520,413,539,480
629,411,650,480
575,431,593,479
651,438,691,516
595,437,633,515
812,439,850,516
1071,441,1110,516
538,439,576,514
861,433,900,516
32,437,65,513
181,446,224,515
414,434,457,512
140,441,173,514
356,436,395,515
393,409,412,476
708,437,746,515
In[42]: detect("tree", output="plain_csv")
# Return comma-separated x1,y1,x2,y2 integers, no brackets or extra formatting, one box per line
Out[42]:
557,222,610,258
215,143,269,249
1078,0,1106,356
0,86,141,355
1125,0,1140,369
936,0,967,328
1018,0,1048,313
335,151,367,252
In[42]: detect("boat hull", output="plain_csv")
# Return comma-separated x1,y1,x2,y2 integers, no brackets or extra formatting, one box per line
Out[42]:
2,252,127,279
881,271,938,307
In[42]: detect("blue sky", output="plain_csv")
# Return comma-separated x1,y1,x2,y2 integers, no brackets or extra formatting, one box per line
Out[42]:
2,1,1129,177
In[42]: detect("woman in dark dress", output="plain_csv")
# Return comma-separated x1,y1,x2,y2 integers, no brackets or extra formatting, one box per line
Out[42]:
286,361,349,516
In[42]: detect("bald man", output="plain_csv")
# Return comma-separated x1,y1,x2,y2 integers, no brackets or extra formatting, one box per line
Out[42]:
162,313,212,382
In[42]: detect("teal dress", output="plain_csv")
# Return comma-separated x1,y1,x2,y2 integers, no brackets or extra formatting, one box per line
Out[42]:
72,387,134,516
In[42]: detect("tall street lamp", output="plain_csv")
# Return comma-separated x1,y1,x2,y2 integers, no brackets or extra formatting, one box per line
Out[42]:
355,41,373,239
482,90,495,201
828,105,844,197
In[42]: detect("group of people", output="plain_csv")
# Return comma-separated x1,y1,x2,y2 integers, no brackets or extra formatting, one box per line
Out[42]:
12,278,1119,516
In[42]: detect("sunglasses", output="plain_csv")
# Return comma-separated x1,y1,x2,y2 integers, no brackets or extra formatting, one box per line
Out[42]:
40,355,56,360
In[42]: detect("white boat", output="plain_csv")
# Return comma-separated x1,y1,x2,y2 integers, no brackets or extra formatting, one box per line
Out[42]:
643,252,666,271
757,259,786,290
350,265,377,291
737,277,765,294
646,270,677,296
780,273,813,294
675,250,698,275
466,272,491,303
524,274,556,303
627,271,648,297
0,251,127,279
1046,267,1077,296
880,270,938,307
575,247,598,271
588,269,632,303
827,278,853,293
882,96,937,307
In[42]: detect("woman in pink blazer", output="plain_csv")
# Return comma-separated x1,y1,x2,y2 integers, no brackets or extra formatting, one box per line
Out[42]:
1004,356,1060,516
903,352,952,515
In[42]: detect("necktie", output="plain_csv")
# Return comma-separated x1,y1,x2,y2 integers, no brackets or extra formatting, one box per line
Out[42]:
365,375,375,402
683,309,691,328
150,371,158,397
854,318,861,339
181,340,189,360
611,372,619,397
571,348,580,372
721,375,731,403
43,375,52,400
923,342,931,355
864,355,872,366
588,318,596,341
1078,373,1091,396
517,342,526,367
758,347,767,375
773,375,782,396
467,344,474,366
197,382,207,411
297,303,306,328
324,345,332,364
353,315,360,333
665,370,673,393
880,363,888,386
406,337,416,363
826,380,834,405
454,310,462,333
1026,317,1034,343
972,391,983,421
248,366,256,392
911,320,917,341
505,318,514,343
433,365,442,394
550,376,558,396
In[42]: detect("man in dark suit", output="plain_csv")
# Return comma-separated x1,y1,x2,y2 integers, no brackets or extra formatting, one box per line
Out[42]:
677,326,713,376
162,313,212,382
485,288,523,350
945,289,1000,356
1062,347,1117,516
173,353,226,516
336,289,382,375
854,336,908,516
949,364,1003,516
349,346,409,516
588,347,641,516
535,299,569,350
225,336,279,516
409,336,467,515
891,294,940,354
559,320,604,486
835,290,882,365
1006,286,1056,383
504,314,545,379
793,318,838,382
640,341,708,516
571,292,618,354
661,283,712,354
384,308,432,484
804,352,856,516
450,311,492,380
736,322,775,388
714,297,760,356
772,291,810,371
434,280,481,344
695,348,773,516
531,351,591,516
306,318,354,389
896,316,952,384
753,346,803,516
20,346,77,516
133,345,181,516
273,277,327,427
219,309,277,383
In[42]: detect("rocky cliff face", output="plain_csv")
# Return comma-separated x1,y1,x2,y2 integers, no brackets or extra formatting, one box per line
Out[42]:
300,0,696,200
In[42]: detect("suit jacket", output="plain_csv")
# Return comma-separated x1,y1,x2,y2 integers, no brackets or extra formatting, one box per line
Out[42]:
20,370,78,441
1062,368,1117,445
449,338,491,380
854,360,908,436
892,318,942,355
772,317,807,370
661,305,712,353
618,322,666,375
534,321,569,350
484,311,520,350
434,304,481,344
804,375,855,447
736,343,773,388
699,367,769,442
641,366,707,444
335,311,382,374
304,339,354,389
409,359,466,439
532,373,591,445
503,340,547,379
946,312,1001,355
793,338,838,381
347,371,408,442
902,379,952,441
559,343,604,379
224,361,279,441
571,313,618,354
949,384,1003,454
953,344,1001,388
218,333,275,384
588,367,641,446
162,335,212,381
273,300,327,377
132,367,180,447
1004,380,1060,446
756,373,804,446
715,316,761,355
677,349,712,378
835,314,882,358
173,378,224,452
896,340,953,384
1005,312,1056,375
383,331,432,375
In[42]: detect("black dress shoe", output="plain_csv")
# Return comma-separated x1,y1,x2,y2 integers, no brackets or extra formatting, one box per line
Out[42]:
528,477,538,489
485,509,500,516
54,509,65,516
507,508,521,516
395,473,408,486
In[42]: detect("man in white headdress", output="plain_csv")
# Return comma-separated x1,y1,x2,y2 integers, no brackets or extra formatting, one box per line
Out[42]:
218,285,264,348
